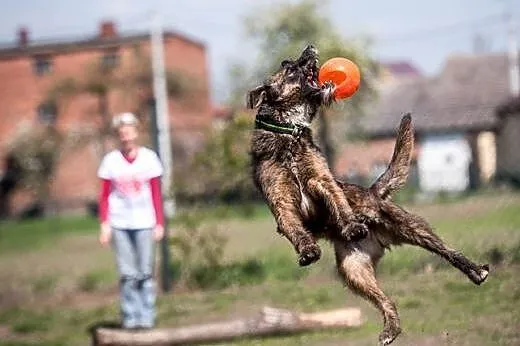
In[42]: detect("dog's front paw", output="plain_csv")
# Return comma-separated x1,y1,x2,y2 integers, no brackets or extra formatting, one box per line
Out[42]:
341,221,368,242
321,81,336,105
298,243,321,267
468,264,490,285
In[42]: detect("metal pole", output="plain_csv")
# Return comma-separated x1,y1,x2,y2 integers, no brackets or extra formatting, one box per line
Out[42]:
507,8,519,97
151,11,175,212
148,99,173,292
150,12,174,292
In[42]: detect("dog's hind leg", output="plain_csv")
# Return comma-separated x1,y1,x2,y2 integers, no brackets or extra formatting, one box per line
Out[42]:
381,201,489,285
334,239,401,346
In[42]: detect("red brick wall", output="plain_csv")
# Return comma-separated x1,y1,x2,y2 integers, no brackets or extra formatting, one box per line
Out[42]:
0,34,212,215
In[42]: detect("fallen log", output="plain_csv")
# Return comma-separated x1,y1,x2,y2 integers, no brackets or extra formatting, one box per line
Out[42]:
93,306,363,345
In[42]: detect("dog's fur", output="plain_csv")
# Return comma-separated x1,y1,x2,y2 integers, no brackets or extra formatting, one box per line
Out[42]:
248,45,489,345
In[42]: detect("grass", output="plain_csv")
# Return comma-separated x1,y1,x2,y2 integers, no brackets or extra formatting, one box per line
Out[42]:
1,193,520,345
0,216,98,254
77,269,114,292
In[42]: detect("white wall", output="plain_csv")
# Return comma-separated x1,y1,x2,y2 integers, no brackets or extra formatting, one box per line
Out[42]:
418,133,472,192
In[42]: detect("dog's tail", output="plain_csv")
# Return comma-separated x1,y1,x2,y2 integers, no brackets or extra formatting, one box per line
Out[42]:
370,113,414,200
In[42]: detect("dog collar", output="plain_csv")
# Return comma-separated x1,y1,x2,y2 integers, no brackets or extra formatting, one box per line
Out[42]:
255,119,307,137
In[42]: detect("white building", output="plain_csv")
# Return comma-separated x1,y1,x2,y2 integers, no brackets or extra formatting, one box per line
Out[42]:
353,53,509,193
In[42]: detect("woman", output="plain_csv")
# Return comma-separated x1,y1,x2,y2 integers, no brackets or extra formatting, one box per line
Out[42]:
97,112,165,329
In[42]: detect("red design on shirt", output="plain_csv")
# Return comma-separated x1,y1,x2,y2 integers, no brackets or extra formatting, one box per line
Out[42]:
114,176,143,196
98,177,164,226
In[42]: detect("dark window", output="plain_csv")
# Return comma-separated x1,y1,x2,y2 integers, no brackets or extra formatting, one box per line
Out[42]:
37,102,57,125
33,56,53,76
101,51,119,69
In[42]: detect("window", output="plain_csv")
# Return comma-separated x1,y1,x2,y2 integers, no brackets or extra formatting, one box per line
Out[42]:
37,102,57,125
33,56,53,76
101,51,119,69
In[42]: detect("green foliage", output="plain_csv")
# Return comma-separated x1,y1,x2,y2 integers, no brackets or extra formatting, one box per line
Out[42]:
6,126,62,201
0,216,98,254
78,269,113,292
11,311,55,334
169,212,229,285
229,0,380,166
169,208,306,290
190,258,266,290
31,275,58,294
175,112,257,203
236,0,378,116
6,125,92,201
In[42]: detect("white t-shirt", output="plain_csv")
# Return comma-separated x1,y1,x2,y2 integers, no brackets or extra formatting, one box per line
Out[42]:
97,147,163,229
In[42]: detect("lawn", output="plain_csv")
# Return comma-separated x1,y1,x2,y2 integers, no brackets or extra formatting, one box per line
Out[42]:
0,192,519,345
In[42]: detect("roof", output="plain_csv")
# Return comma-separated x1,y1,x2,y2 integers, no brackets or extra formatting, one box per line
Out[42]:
362,52,512,136
0,30,205,60
381,61,422,77
497,96,520,116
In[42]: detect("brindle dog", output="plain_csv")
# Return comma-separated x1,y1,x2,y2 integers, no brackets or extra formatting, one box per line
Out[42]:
248,45,489,346
248,45,369,267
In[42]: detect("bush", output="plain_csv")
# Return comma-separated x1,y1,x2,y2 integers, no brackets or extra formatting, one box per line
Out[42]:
170,212,307,290
174,112,258,204
190,259,266,290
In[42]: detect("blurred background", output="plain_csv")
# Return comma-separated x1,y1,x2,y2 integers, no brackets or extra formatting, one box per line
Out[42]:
1,0,520,345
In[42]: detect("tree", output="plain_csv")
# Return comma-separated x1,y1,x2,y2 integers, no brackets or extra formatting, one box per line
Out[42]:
175,112,257,204
0,154,22,218
5,124,91,214
233,0,379,169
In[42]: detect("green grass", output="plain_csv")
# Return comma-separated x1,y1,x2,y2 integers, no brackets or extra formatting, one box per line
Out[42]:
77,269,114,292
1,193,520,345
0,216,98,254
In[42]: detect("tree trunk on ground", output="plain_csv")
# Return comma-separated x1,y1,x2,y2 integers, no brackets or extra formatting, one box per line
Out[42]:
93,306,363,346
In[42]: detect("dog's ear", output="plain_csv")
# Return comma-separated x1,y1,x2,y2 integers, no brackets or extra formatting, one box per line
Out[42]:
247,86,267,109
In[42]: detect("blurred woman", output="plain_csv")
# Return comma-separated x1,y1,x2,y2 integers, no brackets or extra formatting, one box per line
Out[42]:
97,112,165,329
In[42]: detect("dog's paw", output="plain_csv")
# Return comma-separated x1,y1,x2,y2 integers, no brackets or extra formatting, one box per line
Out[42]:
468,264,490,285
298,243,321,267
321,81,336,105
378,325,402,346
341,221,368,242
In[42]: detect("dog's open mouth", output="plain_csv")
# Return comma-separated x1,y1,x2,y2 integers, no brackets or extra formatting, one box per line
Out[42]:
306,66,318,88
297,45,320,89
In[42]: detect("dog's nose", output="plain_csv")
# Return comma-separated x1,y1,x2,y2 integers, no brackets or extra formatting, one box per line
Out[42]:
304,44,318,54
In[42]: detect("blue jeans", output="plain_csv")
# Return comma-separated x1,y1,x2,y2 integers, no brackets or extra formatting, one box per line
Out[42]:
112,228,156,328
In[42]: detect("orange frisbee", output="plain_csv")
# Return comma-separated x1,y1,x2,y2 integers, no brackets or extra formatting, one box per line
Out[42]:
318,57,361,99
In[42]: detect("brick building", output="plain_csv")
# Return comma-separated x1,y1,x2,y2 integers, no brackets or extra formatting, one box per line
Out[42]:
0,21,213,215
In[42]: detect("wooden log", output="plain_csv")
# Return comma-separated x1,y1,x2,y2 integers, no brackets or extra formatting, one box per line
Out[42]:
93,306,363,345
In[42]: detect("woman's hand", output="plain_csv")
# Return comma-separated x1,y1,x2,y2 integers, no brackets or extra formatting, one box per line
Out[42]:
99,223,112,247
153,224,165,241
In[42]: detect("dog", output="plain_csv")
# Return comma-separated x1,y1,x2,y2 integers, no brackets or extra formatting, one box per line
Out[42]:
247,45,489,346
248,45,369,267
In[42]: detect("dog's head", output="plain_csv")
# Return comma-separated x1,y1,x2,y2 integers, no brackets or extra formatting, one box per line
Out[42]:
247,45,330,116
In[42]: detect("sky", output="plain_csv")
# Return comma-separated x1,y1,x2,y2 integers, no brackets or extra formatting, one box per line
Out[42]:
0,0,518,104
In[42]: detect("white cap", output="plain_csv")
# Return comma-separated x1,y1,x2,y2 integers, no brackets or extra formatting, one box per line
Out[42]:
112,112,138,129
